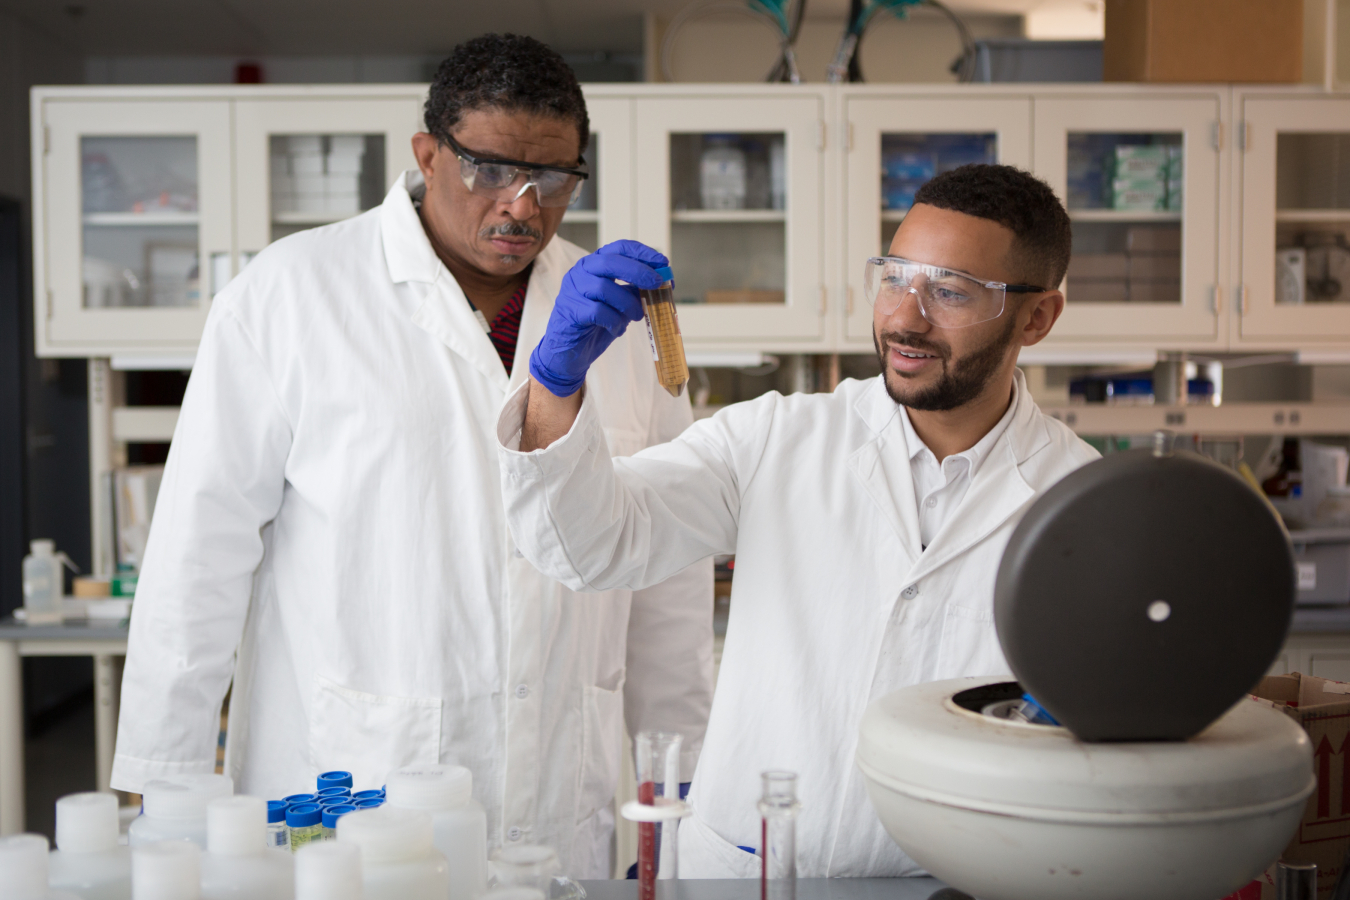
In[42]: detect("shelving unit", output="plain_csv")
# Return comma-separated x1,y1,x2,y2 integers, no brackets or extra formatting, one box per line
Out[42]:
82,212,199,226
1069,210,1182,223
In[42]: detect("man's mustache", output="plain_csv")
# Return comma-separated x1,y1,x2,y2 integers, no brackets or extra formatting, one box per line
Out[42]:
479,221,543,241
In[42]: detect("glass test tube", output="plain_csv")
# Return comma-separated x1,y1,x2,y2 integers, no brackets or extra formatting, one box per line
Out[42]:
759,771,800,900
636,731,683,900
639,267,689,398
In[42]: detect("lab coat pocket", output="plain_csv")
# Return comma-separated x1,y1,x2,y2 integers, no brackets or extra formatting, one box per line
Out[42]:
934,603,1011,682
309,675,442,789
577,677,626,824
678,815,762,879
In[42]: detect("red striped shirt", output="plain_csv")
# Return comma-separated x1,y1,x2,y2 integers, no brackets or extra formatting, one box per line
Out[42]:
488,281,528,374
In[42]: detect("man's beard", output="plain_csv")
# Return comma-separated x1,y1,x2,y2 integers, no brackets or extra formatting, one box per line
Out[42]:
873,312,1019,412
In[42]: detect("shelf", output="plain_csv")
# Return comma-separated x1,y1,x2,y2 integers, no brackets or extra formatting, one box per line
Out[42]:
82,212,199,227
881,210,908,222
670,209,786,224
1068,210,1182,223
562,209,599,223
111,406,180,443
272,211,360,225
1040,402,1350,437
1275,210,1350,223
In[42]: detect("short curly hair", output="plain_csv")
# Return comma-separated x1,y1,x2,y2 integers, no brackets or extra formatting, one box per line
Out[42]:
424,33,589,158
912,164,1072,288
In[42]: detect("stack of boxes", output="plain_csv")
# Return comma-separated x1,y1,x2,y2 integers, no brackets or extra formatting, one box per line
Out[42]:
1067,225,1182,303
1111,144,1183,212
270,135,366,217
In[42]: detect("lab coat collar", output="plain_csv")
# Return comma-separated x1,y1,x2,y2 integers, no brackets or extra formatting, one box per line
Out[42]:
381,170,440,285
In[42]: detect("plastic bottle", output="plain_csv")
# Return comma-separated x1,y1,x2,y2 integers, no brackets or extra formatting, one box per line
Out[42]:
23,540,67,625
129,775,234,848
700,135,747,210
385,765,488,900
337,806,449,900
266,801,290,852
1,832,80,899
132,840,201,900
294,841,362,900
48,792,132,899
200,796,294,899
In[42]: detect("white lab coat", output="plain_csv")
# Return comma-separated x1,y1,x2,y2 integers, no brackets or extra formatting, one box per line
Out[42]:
111,171,714,877
496,371,1099,878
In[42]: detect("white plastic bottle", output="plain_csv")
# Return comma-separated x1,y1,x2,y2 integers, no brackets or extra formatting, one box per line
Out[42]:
700,135,747,210
128,774,234,848
48,792,132,899
200,796,294,899
385,765,487,900
132,841,201,900
295,841,362,900
337,806,448,900
22,540,65,625
0,832,81,899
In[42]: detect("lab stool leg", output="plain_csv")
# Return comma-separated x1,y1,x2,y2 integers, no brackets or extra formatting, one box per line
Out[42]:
0,641,24,835
94,654,119,793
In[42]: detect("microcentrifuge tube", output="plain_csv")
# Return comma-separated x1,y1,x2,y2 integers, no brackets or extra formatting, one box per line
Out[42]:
639,267,689,398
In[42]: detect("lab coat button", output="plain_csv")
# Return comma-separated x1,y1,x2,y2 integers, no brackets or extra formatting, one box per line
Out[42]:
515,683,530,699
925,496,937,508
902,585,919,600
508,826,523,841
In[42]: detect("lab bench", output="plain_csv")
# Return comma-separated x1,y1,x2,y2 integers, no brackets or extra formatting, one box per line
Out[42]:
579,879,947,900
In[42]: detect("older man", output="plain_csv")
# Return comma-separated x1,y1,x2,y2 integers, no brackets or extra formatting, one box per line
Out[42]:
112,34,713,875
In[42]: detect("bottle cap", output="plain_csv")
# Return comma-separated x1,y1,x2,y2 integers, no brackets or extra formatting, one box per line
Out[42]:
316,787,351,799
322,805,357,829
286,804,323,828
386,764,473,811
55,791,119,853
207,796,266,856
337,806,433,863
295,840,363,900
316,771,353,790
267,800,288,824
142,774,233,820
30,540,54,557
0,833,49,898
351,789,384,801
654,266,674,283
353,798,383,809
283,793,317,807
132,840,201,900
320,795,355,808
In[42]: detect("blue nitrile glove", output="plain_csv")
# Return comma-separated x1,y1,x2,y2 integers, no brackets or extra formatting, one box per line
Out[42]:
529,240,669,397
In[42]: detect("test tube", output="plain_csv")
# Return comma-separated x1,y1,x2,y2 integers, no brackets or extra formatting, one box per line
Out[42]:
759,771,800,900
635,731,683,900
639,267,689,398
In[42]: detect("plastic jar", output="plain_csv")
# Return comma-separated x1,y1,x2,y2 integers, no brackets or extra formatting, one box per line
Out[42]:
266,801,290,852
321,805,357,841
131,840,201,900
287,804,325,852
48,792,132,899
386,765,487,900
128,774,234,848
337,806,449,900
200,796,293,899
1,832,81,900
295,841,362,900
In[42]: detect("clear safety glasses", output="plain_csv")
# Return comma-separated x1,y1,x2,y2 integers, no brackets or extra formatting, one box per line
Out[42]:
863,256,1047,329
443,133,589,208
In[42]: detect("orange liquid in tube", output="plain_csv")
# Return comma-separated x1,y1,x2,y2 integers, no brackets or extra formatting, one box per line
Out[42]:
639,266,689,398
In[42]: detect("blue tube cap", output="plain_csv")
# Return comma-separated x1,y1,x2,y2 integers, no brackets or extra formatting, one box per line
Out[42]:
316,786,351,799
283,793,316,807
351,789,384,802
267,800,288,824
319,795,354,808
286,803,323,828
353,798,384,809
317,771,354,790
653,266,673,283
322,804,357,829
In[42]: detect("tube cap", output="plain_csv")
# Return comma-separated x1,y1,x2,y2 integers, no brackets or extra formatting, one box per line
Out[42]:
337,806,433,863
353,798,383,809
322,805,357,830
316,771,353,790
267,800,288,824
351,790,384,802
283,794,317,807
208,796,266,856
30,539,54,557
295,840,363,900
286,804,323,828
316,787,351,799
55,791,119,853
385,764,473,811
132,840,201,900
141,774,233,820
0,833,49,899
653,266,673,283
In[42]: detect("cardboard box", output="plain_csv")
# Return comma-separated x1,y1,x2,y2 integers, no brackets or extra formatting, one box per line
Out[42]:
1127,225,1182,254
1128,253,1181,279
1104,0,1302,84
1128,279,1181,303
1222,673,1350,900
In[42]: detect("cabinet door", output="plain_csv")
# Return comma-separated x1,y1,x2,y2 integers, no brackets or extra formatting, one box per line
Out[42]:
843,95,1032,345
1033,94,1224,343
556,95,634,254
1238,95,1350,344
39,99,232,353
634,93,825,345
234,96,422,269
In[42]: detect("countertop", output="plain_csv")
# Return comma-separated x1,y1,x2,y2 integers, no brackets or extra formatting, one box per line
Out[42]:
579,880,949,900
0,616,129,641
1291,606,1350,633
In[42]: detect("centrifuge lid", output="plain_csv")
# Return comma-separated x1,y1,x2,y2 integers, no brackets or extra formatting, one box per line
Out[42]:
994,444,1294,742
856,677,1313,818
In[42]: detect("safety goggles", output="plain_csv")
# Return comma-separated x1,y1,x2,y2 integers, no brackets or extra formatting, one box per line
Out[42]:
863,256,1047,329
442,133,589,208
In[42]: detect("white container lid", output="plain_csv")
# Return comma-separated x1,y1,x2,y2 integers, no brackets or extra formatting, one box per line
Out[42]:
132,840,201,900
385,764,472,811
141,774,233,820
295,840,364,900
207,796,266,855
857,677,1315,821
56,792,120,853
0,833,49,899
337,806,434,863
30,539,54,557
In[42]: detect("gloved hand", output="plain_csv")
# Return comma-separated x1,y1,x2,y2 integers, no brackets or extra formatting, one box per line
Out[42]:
529,240,669,397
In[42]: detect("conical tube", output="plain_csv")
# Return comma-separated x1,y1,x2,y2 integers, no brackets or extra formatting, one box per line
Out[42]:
639,267,689,398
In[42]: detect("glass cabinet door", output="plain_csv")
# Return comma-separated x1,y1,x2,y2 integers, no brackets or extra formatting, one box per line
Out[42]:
1033,94,1222,343
634,93,824,344
1239,94,1350,343
234,97,421,276
843,95,1032,345
556,95,634,254
41,100,232,351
